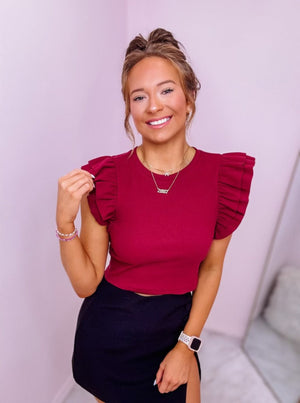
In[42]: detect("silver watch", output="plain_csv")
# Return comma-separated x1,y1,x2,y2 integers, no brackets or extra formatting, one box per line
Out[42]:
178,331,202,352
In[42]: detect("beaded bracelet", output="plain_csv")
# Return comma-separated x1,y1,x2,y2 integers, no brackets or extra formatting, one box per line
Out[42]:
56,228,78,242
56,227,77,237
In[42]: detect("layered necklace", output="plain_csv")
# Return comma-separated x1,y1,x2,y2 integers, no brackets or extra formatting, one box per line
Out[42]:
140,146,190,194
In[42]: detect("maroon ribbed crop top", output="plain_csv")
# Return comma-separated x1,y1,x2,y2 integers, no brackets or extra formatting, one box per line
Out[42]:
81,148,255,295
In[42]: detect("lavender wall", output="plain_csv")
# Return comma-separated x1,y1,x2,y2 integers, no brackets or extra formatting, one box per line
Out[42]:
253,153,300,317
126,0,300,337
0,1,126,402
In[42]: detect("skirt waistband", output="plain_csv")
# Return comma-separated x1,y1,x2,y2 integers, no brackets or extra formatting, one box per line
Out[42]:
100,276,192,304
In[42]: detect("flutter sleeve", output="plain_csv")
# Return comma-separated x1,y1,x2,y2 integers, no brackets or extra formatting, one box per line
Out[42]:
81,156,117,226
214,152,255,239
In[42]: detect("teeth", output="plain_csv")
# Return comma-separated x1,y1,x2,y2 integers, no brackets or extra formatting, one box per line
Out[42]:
148,117,170,126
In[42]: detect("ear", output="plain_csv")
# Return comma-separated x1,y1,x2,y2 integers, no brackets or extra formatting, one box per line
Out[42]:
186,103,192,116
185,94,193,111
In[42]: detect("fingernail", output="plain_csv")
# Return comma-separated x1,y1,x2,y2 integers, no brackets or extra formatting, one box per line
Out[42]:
91,174,95,179
153,379,157,386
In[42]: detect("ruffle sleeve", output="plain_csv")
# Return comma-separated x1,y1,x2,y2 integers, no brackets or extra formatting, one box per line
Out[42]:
81,156,117,226
214,152,255,239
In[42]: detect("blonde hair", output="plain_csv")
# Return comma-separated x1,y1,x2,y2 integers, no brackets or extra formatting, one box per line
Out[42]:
121,28,201,143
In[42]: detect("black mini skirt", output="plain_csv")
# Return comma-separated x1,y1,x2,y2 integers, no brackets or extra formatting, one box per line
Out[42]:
72,277,200,403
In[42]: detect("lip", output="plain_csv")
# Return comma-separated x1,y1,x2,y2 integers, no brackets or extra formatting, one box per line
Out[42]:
146,115,172,129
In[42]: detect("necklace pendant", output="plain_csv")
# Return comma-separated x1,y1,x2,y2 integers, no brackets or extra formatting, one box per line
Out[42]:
157,188,169,194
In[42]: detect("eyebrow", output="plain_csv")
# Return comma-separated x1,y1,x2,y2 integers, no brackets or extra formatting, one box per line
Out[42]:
130,80,176,96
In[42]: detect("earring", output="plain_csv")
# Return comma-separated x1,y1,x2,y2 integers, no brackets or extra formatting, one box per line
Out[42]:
186,110,192,123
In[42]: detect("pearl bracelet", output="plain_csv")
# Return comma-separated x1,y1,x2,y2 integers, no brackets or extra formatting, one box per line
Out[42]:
56,227,77,237
56,228,78,241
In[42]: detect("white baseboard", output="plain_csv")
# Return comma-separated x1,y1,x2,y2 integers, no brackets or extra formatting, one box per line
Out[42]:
52,375,75,403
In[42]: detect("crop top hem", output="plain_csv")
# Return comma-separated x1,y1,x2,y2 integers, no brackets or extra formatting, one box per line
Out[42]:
104,273,195,295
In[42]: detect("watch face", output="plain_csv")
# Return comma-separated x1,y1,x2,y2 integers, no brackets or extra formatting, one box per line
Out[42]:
190,338,201,351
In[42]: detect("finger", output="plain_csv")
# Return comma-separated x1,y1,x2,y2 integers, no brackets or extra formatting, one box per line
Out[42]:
167,382,180,393
158,370,181,394
59,171,94,191
81,168,95,179
160,380,181,394
59,170,93,188
64,168,93,180
155,366,164,386
158,380,171,394
66,176,93,194
157,371,170,394
59,174,94,195
70,184,93,200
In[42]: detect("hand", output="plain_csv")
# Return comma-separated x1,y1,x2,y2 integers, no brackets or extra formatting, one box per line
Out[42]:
155,342,194,394
56,169,94,230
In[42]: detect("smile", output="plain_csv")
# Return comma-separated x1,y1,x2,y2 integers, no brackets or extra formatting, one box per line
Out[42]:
147,116,172,127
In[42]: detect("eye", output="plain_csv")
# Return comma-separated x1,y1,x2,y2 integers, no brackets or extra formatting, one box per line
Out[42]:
162,88,174,95
133,95,145,102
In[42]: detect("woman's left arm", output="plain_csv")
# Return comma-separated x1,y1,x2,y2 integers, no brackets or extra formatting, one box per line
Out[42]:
156,234,232,394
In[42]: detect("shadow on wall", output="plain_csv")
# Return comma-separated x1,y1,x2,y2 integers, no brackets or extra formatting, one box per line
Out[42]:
243,152,300,403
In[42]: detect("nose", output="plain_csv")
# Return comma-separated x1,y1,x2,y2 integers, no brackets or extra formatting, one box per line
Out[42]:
147,94,163,113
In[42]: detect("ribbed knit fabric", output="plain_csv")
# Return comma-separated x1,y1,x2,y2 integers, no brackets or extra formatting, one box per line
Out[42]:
81,147,255,295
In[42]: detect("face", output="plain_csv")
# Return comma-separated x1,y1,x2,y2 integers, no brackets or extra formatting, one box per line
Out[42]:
127,56,190,145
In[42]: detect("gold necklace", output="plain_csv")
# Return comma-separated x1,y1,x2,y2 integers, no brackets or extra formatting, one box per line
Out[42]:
140,146,190,194
150,170,181,194
142,146,190,176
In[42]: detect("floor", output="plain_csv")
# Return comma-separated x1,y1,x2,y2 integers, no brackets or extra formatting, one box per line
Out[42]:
244,316,300,403
64,329,278,403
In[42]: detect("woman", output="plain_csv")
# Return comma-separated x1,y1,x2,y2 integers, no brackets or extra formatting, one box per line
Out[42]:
56,28,255,403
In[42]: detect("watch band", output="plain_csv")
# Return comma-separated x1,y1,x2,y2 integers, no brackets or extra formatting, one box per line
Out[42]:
178,331,202,352
179,332,191,345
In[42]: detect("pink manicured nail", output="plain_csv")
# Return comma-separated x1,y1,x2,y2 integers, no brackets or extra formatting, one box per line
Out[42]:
91,174,95,179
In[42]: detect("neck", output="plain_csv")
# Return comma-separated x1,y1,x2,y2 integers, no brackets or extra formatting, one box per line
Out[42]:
139,141,190,173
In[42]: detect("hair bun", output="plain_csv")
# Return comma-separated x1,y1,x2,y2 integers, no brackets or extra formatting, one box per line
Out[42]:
125,36,147,56
148,28,181,50
125,28,182,57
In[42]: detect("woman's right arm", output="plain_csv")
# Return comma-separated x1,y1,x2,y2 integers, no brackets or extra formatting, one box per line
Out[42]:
56,169,109,298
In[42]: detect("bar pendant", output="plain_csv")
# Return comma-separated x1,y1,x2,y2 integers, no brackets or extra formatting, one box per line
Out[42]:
157,188,169,194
